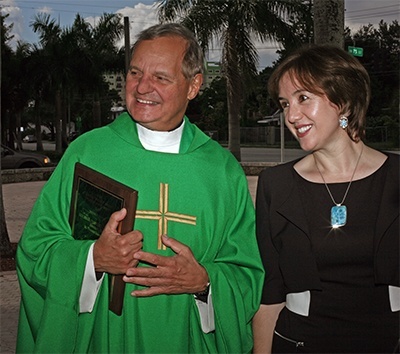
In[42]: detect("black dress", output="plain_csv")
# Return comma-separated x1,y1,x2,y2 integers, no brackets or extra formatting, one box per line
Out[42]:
272,159,400,353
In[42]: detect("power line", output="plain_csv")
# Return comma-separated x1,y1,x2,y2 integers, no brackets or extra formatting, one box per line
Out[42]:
14,0,151,10
345,4,399,14
347,11,400,21
345,3,399,22
15,5,104,17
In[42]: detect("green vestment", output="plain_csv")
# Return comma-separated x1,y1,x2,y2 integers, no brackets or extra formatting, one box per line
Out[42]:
16,113,264,353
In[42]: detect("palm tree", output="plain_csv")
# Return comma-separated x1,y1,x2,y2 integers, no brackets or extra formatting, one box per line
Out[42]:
30,13,124,150
157,0,303,160
31,13,70,152
1,14,13,256
70,13,124,128
12,42,36,150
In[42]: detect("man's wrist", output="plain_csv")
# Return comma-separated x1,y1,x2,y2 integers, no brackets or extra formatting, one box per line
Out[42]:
194,282,210,303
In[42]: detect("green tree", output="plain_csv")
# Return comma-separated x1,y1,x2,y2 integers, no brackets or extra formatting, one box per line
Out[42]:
198,76,228,134
157,0,302,160
70,13,124,129
345,20,399,147
29,12,124,151
31,13,73,152
1,13,19,148
0,13,13,256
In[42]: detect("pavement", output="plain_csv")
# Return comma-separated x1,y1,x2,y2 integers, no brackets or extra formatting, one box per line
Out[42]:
0,177,258,353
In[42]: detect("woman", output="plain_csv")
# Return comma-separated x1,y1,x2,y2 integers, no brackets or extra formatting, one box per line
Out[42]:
253,45,399,353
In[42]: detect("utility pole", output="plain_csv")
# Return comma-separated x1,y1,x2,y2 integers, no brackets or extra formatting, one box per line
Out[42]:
124,17,130,75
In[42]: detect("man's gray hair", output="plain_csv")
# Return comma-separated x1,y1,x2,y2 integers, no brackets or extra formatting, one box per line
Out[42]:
131,23,204,79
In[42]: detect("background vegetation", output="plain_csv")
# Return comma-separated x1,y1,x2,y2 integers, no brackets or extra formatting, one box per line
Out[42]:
1,5,399,160
1,0,399,254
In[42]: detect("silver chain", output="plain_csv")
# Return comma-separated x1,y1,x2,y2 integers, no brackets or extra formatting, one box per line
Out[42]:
313,144,364,206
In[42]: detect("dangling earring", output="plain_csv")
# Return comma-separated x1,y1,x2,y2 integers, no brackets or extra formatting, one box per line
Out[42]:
339,115,348,129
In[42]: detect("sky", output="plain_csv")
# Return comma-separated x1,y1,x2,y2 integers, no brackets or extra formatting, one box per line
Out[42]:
1,0,399,69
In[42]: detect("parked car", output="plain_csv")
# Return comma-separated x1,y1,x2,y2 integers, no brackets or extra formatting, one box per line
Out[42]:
22,134,37,143
1,144,53,169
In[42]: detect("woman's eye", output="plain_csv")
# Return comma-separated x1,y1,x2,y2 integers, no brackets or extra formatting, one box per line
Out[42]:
280,101,289,109
299,95,308,102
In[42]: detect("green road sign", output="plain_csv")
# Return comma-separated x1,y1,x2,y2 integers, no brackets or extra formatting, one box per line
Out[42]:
348,46,363,57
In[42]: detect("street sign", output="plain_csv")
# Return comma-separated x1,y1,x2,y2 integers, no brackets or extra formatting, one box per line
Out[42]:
348,46,364,57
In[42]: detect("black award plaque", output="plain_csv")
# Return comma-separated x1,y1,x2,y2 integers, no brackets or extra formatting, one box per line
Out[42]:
69,162,138,315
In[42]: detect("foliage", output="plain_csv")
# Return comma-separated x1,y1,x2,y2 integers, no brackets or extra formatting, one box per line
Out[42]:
345,20,399,116
2,8,399,151
197,77,228,132
157,0,304,160
345,20,399,147
274,0,313,63
0,13,13,255
2,12,125,152
1,14,24,147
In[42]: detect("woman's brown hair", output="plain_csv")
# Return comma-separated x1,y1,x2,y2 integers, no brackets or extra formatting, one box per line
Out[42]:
268,44,371,141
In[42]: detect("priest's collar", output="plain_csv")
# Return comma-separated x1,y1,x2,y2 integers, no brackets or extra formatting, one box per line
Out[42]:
136,120,185,153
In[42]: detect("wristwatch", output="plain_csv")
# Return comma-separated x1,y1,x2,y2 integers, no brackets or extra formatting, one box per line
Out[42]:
194,282,210,303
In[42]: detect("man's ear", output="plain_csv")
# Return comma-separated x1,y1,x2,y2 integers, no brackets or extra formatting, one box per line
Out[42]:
187,73,203,100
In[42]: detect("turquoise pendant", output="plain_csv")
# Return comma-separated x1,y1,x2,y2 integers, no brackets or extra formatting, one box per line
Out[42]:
331,205,347,228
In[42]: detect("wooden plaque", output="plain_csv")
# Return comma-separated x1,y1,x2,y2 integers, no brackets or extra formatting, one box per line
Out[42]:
69,162,138,315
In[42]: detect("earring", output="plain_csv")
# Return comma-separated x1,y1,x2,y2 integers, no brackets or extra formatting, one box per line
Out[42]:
339,116,348,129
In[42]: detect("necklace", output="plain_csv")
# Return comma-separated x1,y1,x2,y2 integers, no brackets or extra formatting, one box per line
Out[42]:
313,145,364,228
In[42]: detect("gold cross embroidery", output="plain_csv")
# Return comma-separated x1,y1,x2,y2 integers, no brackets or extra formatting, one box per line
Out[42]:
135,183,197,250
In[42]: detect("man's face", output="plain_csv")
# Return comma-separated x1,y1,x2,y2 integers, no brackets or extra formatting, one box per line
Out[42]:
125,36,202,131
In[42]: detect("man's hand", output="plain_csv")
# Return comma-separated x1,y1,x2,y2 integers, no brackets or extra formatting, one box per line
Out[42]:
93,208,143,275
123,235,209,297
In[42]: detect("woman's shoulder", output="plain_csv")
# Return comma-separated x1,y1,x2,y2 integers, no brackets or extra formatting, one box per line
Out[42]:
384,151,400,178
259,158,299,184
385,151,400,163
367,148,399,177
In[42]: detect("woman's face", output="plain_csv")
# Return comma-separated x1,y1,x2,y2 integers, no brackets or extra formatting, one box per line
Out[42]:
278,73,346,152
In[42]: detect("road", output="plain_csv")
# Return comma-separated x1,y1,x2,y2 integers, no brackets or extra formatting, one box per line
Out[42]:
20,141,307,163
241,147,307,162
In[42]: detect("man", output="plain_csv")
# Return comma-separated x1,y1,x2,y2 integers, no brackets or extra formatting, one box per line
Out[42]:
16,23,264,353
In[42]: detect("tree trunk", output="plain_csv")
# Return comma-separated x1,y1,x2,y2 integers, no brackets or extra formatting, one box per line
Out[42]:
0,181,12,257
55,89,63,153
34,99,44,152
8,112,16,149
225,30,242,161
313,0,344,48
0,37,12,257
227,82,242,161
15,111,23,150
93,100,101,128
61,96,68,149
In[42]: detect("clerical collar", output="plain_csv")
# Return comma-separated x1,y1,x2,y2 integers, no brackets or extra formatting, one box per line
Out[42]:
136,120,185,154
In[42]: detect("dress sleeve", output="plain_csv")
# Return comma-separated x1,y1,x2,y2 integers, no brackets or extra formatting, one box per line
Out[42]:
256,169,286,304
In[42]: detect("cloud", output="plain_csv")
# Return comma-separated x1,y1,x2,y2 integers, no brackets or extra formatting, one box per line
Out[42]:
1,0,23,45
117,3,159,47
37,6,53,15
84,3,159,49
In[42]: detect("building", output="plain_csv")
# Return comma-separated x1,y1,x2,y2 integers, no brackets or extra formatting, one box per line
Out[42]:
202,61,222,90
103,72,126,107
